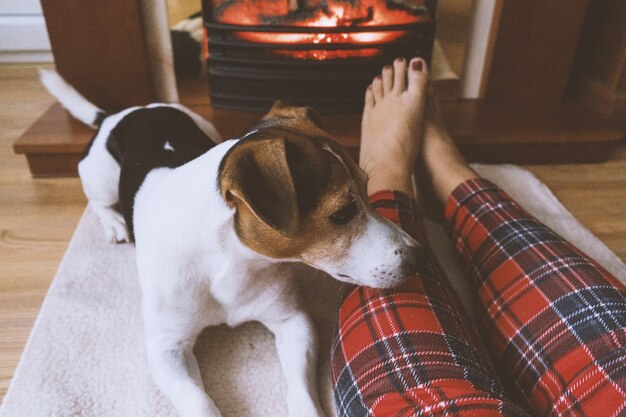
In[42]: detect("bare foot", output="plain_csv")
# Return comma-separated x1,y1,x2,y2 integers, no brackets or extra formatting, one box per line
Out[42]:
360,57,429,196
420,96,478,204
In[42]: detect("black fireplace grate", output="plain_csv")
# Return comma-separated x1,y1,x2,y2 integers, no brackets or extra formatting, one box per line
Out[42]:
203,4,436,113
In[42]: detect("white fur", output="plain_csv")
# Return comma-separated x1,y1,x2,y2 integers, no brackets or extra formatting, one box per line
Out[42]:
39,69,105,128
312,210,419,288
321,144,346,168
172,15,204,43
131,141,418,417
133,142,326,417
240,128,259,139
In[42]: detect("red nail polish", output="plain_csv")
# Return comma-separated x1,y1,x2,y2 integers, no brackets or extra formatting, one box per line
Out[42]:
412,60,423,71
396,57,405,62
384,65,392,70
375,75,381,80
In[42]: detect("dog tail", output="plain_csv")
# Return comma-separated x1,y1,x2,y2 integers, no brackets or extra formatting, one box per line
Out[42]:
39,69,107,129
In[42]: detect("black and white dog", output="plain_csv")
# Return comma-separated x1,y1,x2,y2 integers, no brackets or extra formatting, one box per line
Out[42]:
41,70,221,243
41,70,423,417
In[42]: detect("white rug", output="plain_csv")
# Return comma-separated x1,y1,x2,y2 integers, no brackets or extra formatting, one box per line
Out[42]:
1,165,625,417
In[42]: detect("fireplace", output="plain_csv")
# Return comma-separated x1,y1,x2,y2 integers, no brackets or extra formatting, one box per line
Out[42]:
202,0,436,112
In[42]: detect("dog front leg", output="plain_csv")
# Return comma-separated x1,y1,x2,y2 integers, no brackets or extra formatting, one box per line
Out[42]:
264,311,327,417
145,330,222,417
90,202,130,243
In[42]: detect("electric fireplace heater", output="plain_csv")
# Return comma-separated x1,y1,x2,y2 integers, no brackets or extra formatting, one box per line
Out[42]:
202,0,436,112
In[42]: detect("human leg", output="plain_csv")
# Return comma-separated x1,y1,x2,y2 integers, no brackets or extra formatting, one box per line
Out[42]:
422,99,626,416
331,58,530,417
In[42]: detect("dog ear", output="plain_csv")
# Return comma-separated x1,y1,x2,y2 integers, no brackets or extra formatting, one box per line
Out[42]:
265,100,323,128
221,139,299,235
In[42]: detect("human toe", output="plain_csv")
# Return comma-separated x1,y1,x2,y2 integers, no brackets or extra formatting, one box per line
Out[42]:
372,76,384,100
364,84,375,109
408,58,429,92
382,65,393,92
392,58,408,92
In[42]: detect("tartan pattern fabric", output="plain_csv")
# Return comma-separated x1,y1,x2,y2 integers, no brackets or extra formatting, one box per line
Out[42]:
445,179,626,417
331,190,530,417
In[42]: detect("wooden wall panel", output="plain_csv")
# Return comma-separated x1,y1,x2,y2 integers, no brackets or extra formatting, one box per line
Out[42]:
484,0,590,103
568,0,626,124
40,0,155,112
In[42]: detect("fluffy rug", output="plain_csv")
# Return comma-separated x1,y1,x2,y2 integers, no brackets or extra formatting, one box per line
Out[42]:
1,164,625,417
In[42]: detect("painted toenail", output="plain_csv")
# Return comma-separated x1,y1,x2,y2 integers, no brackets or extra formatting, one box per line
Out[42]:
375,75,381,80
384,65,392,70
396,57,405,62
412,60,423,71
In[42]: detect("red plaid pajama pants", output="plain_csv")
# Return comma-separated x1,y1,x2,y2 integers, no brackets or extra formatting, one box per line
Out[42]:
331,178,626,417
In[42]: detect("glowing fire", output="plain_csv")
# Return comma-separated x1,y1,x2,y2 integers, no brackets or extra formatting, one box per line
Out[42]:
213,0,428,59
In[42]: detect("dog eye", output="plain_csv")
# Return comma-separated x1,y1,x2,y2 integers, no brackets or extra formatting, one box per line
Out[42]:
329,202,357,225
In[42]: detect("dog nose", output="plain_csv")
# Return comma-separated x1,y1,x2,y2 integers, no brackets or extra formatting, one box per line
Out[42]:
404,245,429,276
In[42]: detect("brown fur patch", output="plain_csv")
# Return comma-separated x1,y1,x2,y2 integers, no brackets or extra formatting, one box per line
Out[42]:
219,105,369,260
264,100,323,129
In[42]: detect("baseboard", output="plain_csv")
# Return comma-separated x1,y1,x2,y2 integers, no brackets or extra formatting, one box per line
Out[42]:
0,15,51,58
0,51,53,63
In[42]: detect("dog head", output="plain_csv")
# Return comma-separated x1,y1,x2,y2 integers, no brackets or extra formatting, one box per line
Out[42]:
218,101,426,288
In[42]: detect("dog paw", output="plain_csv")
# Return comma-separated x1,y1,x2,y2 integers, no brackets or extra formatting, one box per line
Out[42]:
111,223,129,244
109,224,130,244
101,212,130,243
90,204,130,243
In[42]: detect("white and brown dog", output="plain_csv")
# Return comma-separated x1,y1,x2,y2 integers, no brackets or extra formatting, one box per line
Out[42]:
41,70,425,417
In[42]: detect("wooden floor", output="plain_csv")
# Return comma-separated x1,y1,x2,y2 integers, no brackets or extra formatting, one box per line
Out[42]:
0,64,86,402
0,63,625,404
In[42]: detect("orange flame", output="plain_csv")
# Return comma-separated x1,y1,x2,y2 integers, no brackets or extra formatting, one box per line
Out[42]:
213,0,427,59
